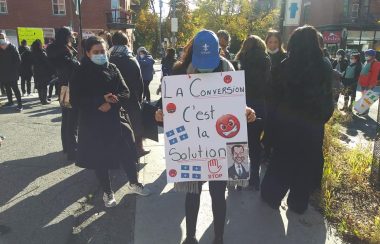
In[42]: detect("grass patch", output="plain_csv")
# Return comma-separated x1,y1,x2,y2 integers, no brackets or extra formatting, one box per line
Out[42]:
317,111,380,243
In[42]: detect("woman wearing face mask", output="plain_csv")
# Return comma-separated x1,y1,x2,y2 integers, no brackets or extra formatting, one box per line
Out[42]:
265,29,287,70
332,49,349,75
340,53,362,112
70,36,150,208
359,49,380,95
137,47,155,102
155,30,256,244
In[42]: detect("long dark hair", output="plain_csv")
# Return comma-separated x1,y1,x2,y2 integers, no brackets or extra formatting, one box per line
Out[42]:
55,27,71,47
31,39,43,53
280,25,332,121
235,35,266,61
173,38,194,72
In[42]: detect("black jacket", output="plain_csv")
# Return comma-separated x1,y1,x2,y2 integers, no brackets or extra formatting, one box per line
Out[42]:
0,44,21,83
31,50,55,87
161,56,176,77
110,48,145,138
332,59,349,73
266,57,334,191
19,46,33,78
46,43,79,85
70,58,137,170
238,49,271,101
269,51,287,71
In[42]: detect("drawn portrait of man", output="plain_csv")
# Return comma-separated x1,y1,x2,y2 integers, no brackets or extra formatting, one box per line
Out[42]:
228,144,249,180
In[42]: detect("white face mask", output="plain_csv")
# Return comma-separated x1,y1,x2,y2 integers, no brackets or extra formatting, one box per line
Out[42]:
350,59,356,64
336,55,342,60
268,48,279,54
139,54,145,59
0,39,7,46
365,56,372,61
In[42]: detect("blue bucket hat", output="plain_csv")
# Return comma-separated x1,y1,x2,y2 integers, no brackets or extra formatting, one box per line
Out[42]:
192,30,220,70
365,49,376,57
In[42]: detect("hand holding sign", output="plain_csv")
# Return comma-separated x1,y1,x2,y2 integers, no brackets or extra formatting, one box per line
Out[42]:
208,159,222,174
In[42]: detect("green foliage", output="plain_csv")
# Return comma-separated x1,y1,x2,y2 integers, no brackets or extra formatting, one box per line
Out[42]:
321,111,380,243
134,4,159,54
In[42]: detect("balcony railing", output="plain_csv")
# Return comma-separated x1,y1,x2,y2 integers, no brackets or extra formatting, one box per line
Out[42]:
341,13,380,26
106,9,135,30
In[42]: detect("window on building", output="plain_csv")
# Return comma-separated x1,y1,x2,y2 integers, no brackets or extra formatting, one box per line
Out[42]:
352,3,359,18
52,0,66,15
0,0,8,14
343,0,349,17
360,0,370,19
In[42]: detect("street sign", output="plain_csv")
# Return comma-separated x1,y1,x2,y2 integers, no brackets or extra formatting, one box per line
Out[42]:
171,18,178,33
284,0,301,26
323,32,341,44
73,0,83,15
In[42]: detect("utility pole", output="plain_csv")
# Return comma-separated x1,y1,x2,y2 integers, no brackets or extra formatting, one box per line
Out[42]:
159,0,163,57
77,0,83,41
171,0,177,48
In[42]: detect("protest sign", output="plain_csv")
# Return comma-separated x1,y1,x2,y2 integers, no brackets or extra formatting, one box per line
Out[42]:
354,90,379,114
17,27,44,46
162,71,249,183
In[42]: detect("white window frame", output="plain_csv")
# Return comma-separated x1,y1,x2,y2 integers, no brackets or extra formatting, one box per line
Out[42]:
0,0,8,14
52,0,66,16
352,3,359,18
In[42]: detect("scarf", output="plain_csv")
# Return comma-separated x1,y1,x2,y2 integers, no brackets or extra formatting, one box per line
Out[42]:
109,45,132,56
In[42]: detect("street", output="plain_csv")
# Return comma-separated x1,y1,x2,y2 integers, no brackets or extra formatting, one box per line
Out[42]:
0,64,344,244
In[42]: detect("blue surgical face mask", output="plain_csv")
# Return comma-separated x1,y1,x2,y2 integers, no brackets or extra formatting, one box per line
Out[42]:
91,54,108,66
198,69,214,73
0,39,7,46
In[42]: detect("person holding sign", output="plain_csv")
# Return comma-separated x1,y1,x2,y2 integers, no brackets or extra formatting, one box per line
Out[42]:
155,30,256,244
70,36,150,208
261,26,334,214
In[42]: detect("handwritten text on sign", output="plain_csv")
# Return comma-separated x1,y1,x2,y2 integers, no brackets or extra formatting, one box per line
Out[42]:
162,71,249,183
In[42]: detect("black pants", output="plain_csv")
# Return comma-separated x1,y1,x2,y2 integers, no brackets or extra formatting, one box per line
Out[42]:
143,80,152,102
38,85,48,103
246,99,266,186
94,158,139,194
185,181,227,239
61,107,78,155
21,75,32,94
4,80,22,106
342,83,357,105
0,81,6,95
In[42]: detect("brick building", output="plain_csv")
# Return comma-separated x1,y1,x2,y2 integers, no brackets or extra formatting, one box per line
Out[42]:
0,0,137,47
281,0,380,54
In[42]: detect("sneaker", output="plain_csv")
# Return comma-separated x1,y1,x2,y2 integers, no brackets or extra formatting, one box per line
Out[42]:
16,105,23,111
182,237,198,244
103,192,117,208
127,182,151,196
3,102,14,107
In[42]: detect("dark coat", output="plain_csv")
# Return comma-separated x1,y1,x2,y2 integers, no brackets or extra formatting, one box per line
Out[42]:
0,44,21,83
332,58,349,73
19,46,33,78
342,62,362,86
137,54,155,82
239,48,271,101
161,56,176,77
31,50,55,88
265,57,334,191
110,48,145,138
70,58,137,170
46,43,79,85
268,51,287,71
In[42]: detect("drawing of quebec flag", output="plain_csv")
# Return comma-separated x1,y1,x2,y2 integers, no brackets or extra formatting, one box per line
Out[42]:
166,126,189,145
181,165,202,179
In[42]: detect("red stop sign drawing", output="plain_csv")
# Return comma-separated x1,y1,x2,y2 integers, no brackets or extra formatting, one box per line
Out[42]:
224,75,232,84
169,169,177,177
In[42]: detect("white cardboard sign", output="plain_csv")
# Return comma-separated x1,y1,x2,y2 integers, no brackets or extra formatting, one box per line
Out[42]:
162,71,249,183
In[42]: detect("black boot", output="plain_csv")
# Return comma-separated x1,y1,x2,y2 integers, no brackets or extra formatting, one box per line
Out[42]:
182,237,198,244
213,237,224,244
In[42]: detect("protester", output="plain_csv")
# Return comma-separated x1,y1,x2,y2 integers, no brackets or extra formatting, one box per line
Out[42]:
341,53,362,112
137,47,155,102
98,30,113,49
261,25,334,214
0,33,23,111
70,36,150,208
332,49,349,75
19,39,33,96
47,27,80,160
155,30,256,244
265,29,287,70
161,48,176,77
357,49,380,115
217,30,231,60
235,35,271,190
31,39,56,105
110,31,150,157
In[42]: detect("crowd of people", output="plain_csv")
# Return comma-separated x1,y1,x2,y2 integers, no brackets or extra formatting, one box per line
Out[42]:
1,24,380,244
